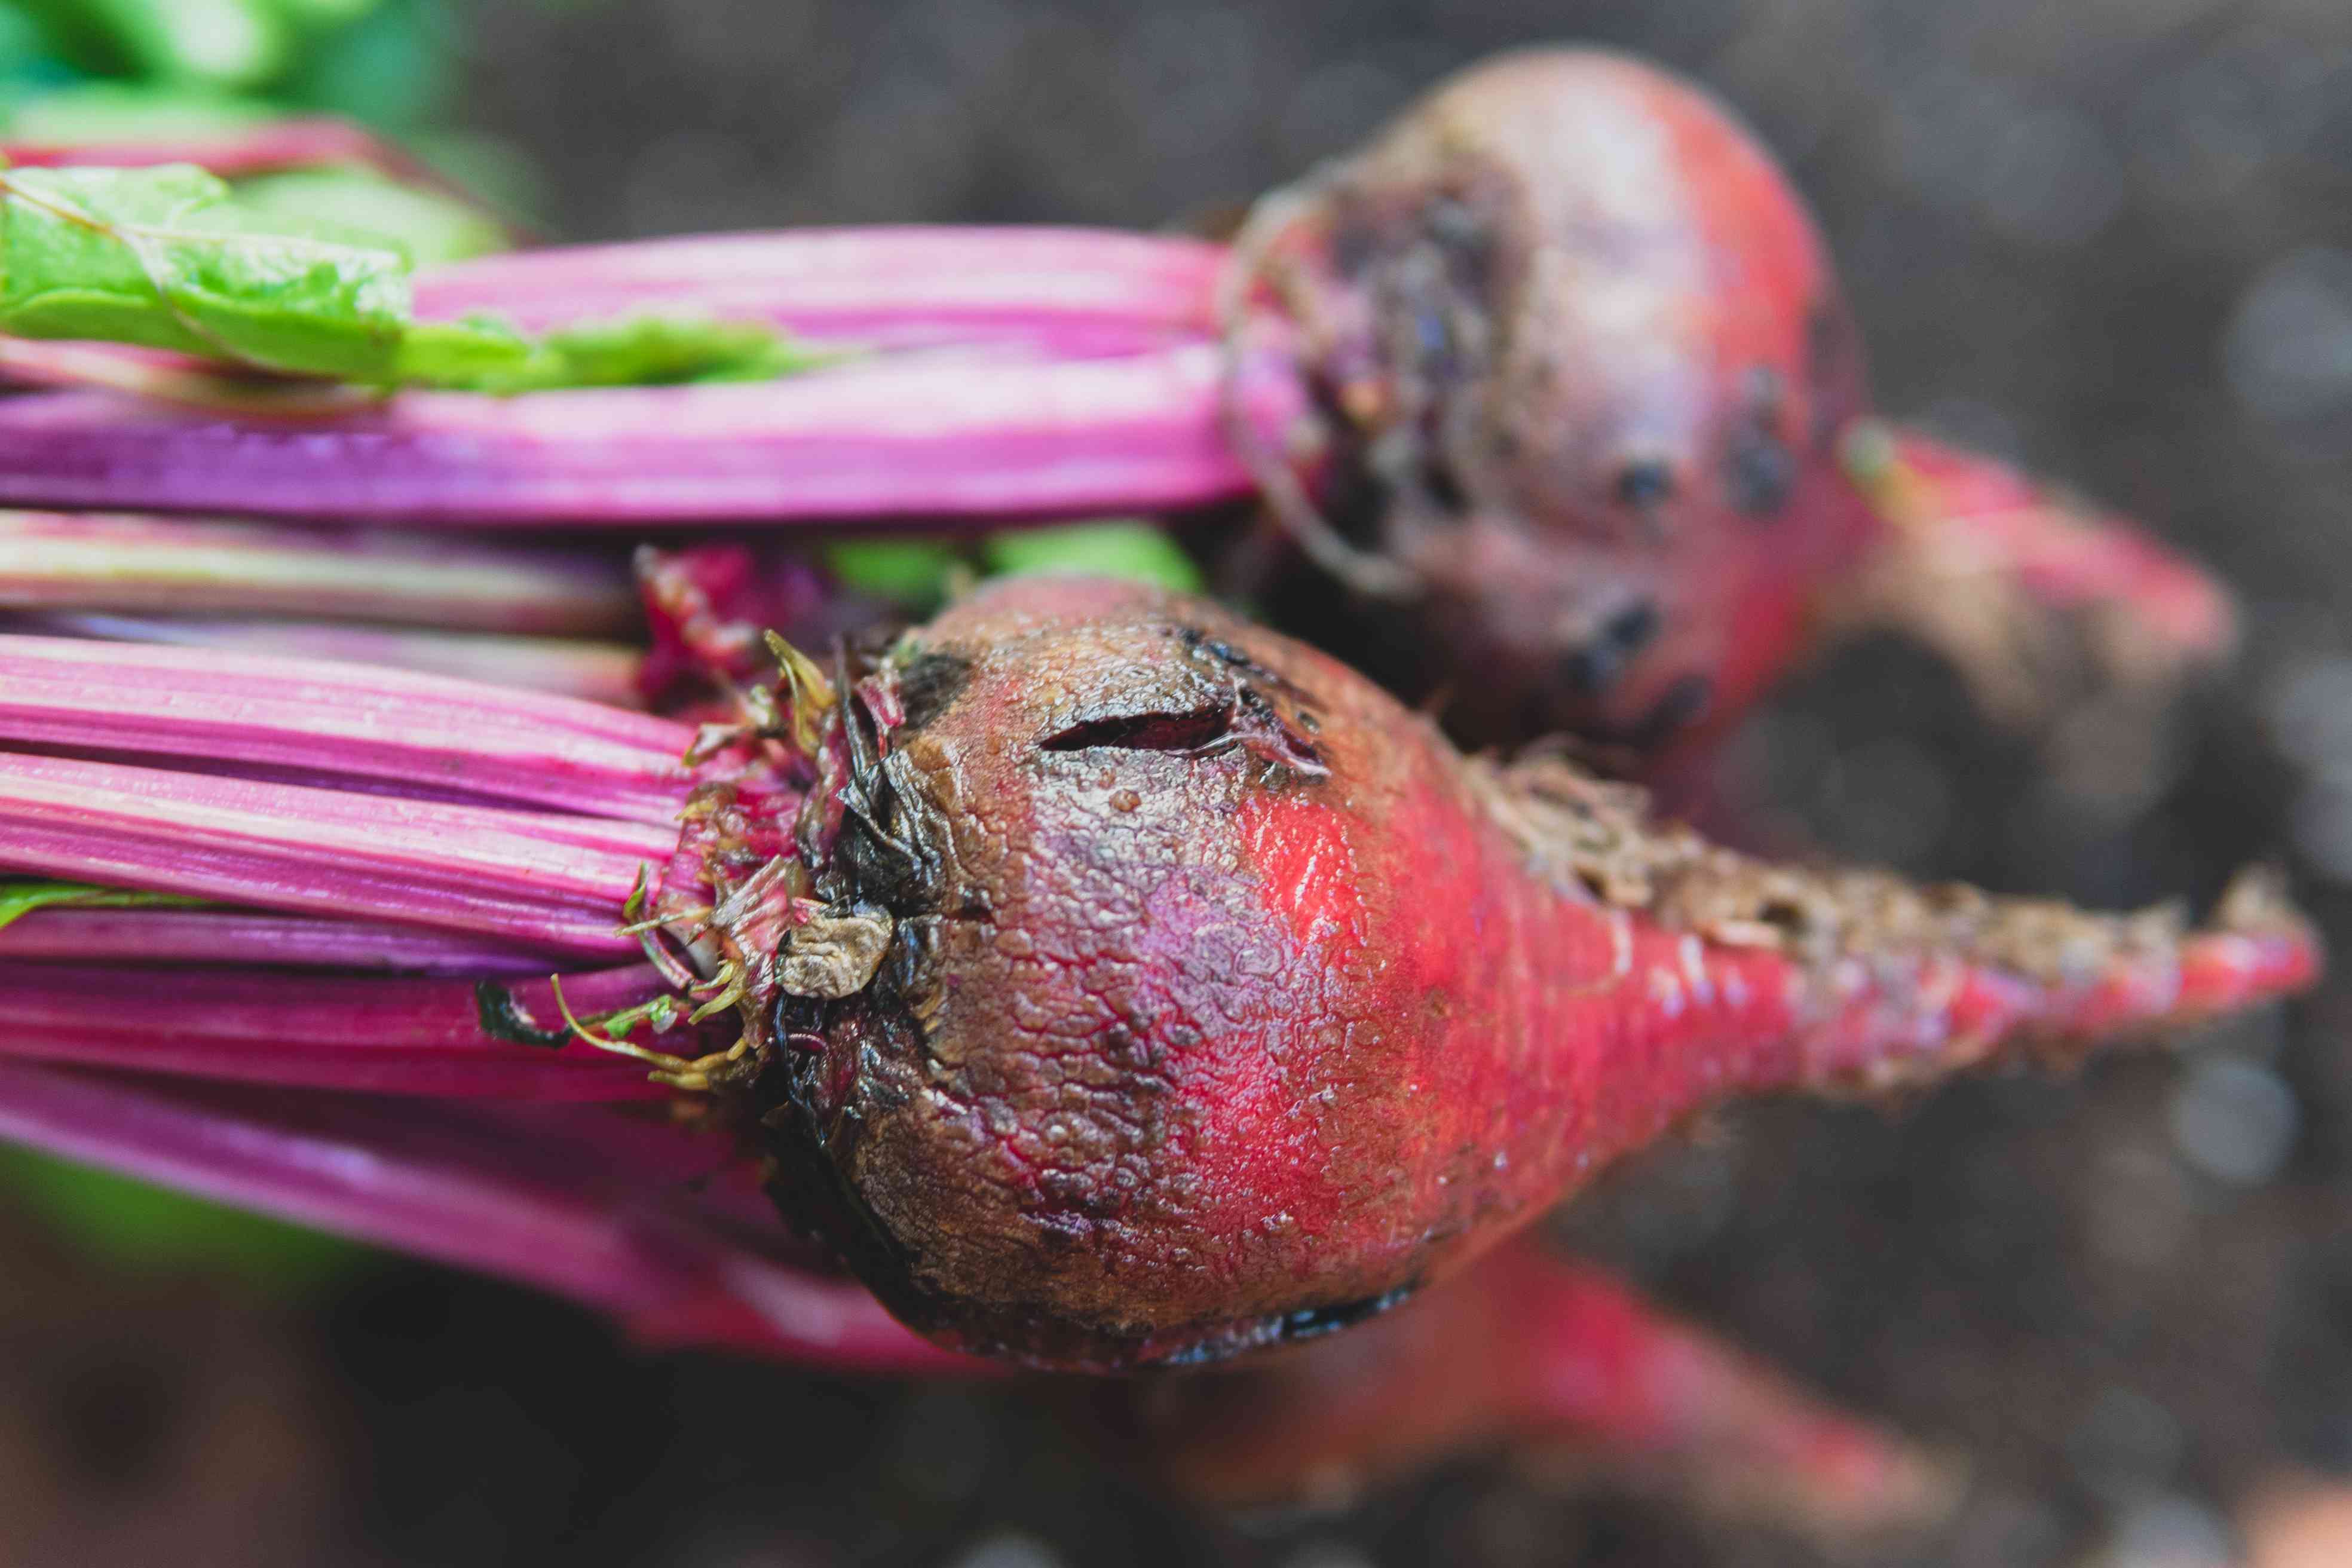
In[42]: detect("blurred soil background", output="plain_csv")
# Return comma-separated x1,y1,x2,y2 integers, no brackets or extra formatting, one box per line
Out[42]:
10,1,2352,1564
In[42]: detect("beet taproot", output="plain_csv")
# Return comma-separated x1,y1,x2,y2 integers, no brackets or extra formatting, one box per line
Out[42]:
746,576,2314,1370
1083,1235,1956,1531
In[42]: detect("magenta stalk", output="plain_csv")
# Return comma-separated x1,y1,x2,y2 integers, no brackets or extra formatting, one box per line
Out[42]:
0,633,792,1079
0,633,690,820
0,907,555,975
0,964,673,1097
0,342,1309,524
0,752,670,953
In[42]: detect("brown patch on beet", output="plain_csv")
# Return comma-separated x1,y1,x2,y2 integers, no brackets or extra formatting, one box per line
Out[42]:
891,649,972,734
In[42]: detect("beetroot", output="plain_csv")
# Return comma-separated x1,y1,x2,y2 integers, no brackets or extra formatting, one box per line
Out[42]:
1223,48,1872,751
751,576,2313,1369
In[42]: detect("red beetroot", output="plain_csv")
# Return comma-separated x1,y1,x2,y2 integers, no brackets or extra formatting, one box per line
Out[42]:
752,576,2315,1369
1232,50,2235,755
1224,47,1873,750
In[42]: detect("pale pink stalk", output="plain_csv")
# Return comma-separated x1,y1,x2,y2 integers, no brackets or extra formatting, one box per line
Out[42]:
0,644,763,1089
0,633,691,820
12,614,648,709
0,1062,970,1371
412,226,1223,354
0,342,1309,523
0,752,667,953
0,510,638,633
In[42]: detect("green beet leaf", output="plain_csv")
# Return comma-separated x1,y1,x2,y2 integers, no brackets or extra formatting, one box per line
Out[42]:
982,520,1205,593
0,161,819,393
409,312,823,394
0,878,204,933
0,160,421,375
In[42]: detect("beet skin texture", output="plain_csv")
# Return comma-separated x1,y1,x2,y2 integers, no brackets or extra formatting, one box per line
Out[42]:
755,577,2316,1372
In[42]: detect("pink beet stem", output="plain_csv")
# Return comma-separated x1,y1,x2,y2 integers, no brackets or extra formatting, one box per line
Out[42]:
0,342,1309,525
414,226,1224,354
0,1043,652,1101
10,614,650,710
0,907,555,974
0,752,664,953
0,633,693,822
0,963,669,1098
0,510,638,634
0,1062,970,1372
